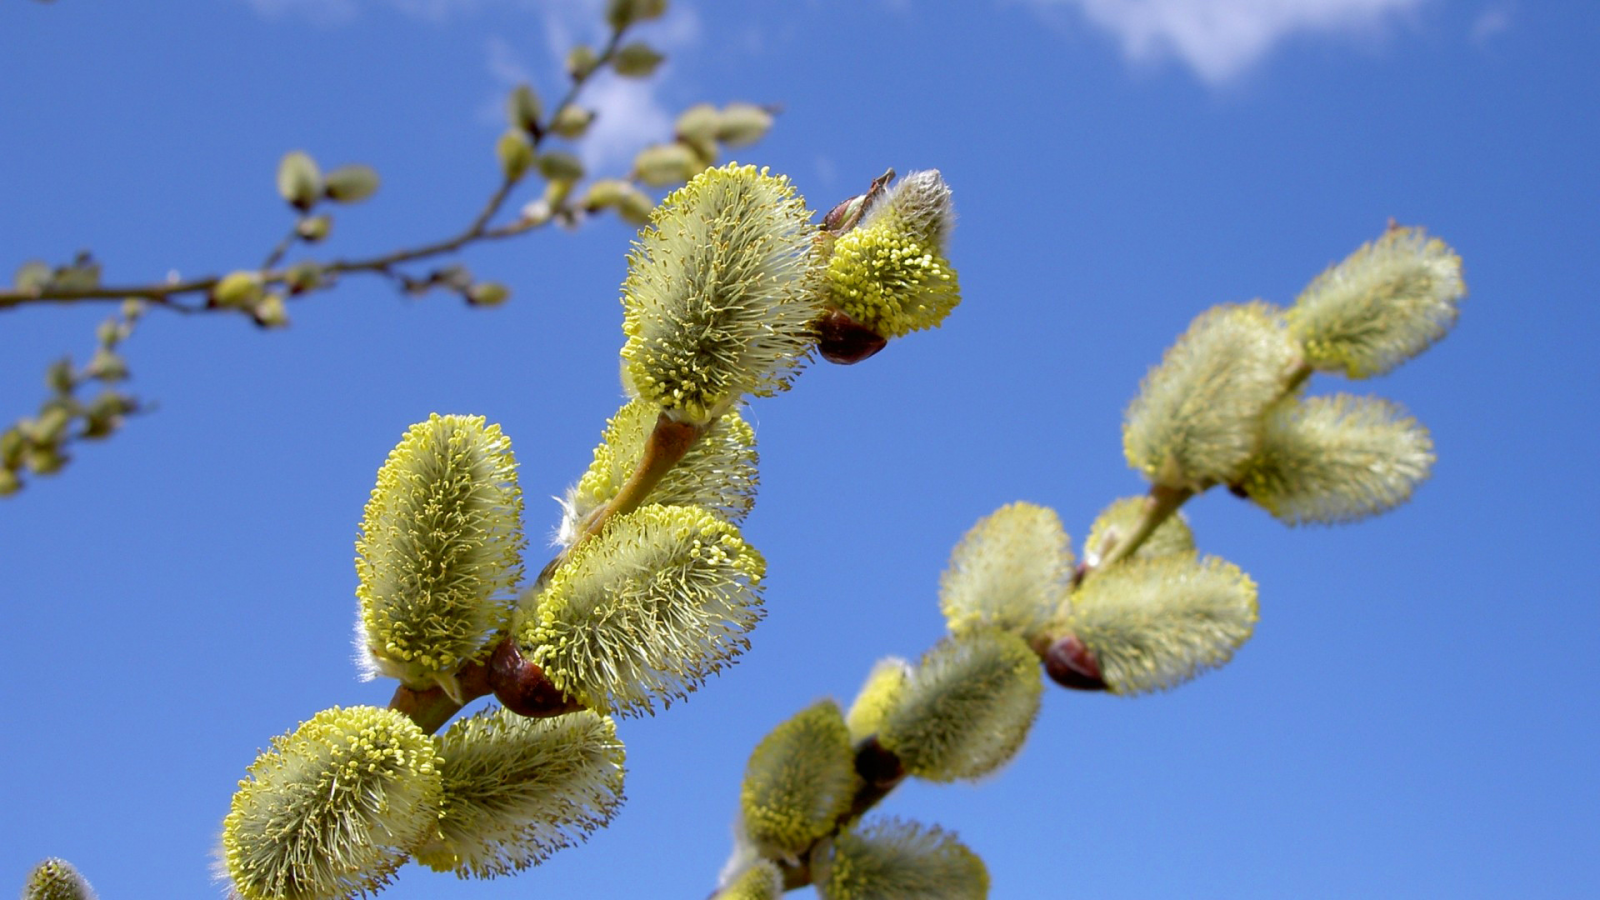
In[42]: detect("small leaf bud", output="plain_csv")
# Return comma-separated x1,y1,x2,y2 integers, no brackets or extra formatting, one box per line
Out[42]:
497,129,535,182
120,298,145,321
323,164,380,203
32,406,72,444
295,214,333,243
0,468,19,496
714,103,774,147
94,318,121,347
25,445,66,475
507,83,543,134
536,151,585,183
284,261,324,294
13,259,52,292
252,293,289,329
613,42,665,77
212,270,264,309
566,44,599,80
53,255,100,291
83,392,131,439
0,428,24,468
467,282,511,307
815,309,887,365
275,150,322,211
550,105,595,138
633,142,698,187
45,358,74,394
85,347,128,382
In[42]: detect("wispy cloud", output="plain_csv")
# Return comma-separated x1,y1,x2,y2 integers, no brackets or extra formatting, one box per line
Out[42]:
1025,0,1428,84
486,0,701,172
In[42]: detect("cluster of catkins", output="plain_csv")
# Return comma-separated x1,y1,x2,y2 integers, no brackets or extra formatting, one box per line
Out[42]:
711,225,1464,900
204,163,964,900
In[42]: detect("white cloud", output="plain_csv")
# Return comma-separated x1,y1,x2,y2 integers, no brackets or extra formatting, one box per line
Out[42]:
1029,0,1427,84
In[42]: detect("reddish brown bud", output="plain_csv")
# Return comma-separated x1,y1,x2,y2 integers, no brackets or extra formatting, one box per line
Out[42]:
1044,635,1108,691
853,735,905,788
816,309,887,365
488,638,582,717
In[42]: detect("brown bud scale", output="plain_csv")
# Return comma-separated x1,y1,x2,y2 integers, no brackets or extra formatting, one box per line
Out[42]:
1044,635,1108,691
816,309,887,365
488,638,583,717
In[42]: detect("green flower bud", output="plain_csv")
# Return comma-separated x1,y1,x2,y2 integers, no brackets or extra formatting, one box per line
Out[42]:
516,503,765,717
355,414,524,695
613,41,665,77
417,708,626,877
23,858,96,900
615,185,655,225
1239,394,1434,525
814,818,988,900
845,657,911,744
1067,554,1258,695
878,629,1042,783
13,259,52,292
633,141,699,187
1122,302,1298,490
219,706,443,900
0,468,21,496
940,502,1072,642
24,444,66,475
507,83,542,134
567,44,599,80
497,129,535,182
607,0,667,29
714,103,774,148
284,261,325,294
322,164,380,203
295,214,332,242
0,428,24,468
29,405,71,444
551,105,595,138
85,347,127,382
1084,496,1195,566
740,700,859,858
713,860,783,900
82,391,131,439
275,150,322,211
45,358,74,394
252,293,289,329
562,397,757,543
537,150,585,183
581,178,632,210
675,102,720,144
621,163,820,424
1288,227,1465,378
212,270,264,308
466,282,511,307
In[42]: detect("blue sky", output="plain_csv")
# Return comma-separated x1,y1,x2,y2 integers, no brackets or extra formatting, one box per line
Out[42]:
2,1,1597,898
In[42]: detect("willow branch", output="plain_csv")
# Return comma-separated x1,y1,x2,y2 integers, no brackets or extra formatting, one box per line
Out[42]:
0,24,631,313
